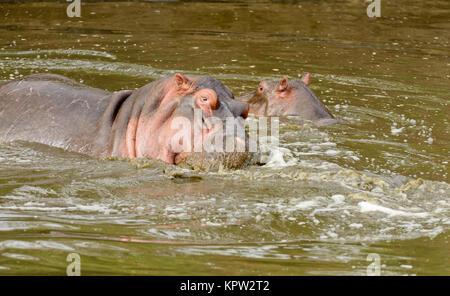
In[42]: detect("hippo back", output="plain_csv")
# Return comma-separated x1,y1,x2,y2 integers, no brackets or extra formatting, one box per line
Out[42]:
0,74,113,152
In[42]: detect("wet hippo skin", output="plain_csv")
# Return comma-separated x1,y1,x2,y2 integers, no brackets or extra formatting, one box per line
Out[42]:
236,73,347,127
0,73,251,169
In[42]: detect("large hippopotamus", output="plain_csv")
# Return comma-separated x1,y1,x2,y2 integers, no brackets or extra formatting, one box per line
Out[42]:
0,73,251,169
236,73,346,126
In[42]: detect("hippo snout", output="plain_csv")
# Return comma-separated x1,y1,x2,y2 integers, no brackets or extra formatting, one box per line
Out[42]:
174,115,251,170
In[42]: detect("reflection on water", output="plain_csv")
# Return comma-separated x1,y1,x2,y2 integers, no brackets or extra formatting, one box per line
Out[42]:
0,0,449,275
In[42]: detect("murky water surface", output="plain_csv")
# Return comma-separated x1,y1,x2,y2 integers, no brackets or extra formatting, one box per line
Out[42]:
0,0,449,275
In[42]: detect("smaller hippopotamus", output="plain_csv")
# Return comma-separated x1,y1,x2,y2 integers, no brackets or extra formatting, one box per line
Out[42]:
236,73,346,127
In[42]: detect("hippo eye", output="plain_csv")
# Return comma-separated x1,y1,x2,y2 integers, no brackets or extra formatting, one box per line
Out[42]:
258,86,264,92
201,97,208,102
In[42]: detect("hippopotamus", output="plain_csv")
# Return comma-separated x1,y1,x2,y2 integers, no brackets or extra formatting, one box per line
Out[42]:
0,73,251,169
236,73,346,126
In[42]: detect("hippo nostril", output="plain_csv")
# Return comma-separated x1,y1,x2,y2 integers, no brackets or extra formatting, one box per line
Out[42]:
232,100,249,119
242,103,249,119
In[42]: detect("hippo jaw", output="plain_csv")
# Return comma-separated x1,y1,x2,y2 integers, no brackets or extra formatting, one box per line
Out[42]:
175,149,251,170
169,110,252,170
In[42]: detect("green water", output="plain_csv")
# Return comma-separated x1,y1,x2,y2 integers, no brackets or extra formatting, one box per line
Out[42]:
0,0,448,275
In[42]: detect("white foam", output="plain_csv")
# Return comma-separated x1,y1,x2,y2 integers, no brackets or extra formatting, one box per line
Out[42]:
325,149,340,156
264,147,297,167
359,202,428,218
331,194,346,204
391,126,405,135
2,252,39,261
400,264,413,269
294,200,317,210
349,223,363,229
0,49,117,60
0,240,72,251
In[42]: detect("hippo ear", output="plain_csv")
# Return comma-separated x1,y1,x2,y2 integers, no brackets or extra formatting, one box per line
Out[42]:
277,77,289,92
301,73,311,86
174,73,190,90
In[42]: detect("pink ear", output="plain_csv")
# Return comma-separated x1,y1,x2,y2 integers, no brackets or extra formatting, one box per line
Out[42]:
174,73,187,89
301,73,311,86
277,77,288,92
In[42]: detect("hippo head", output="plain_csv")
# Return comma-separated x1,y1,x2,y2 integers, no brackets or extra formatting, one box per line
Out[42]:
243,74,340,125
113,73,251,170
